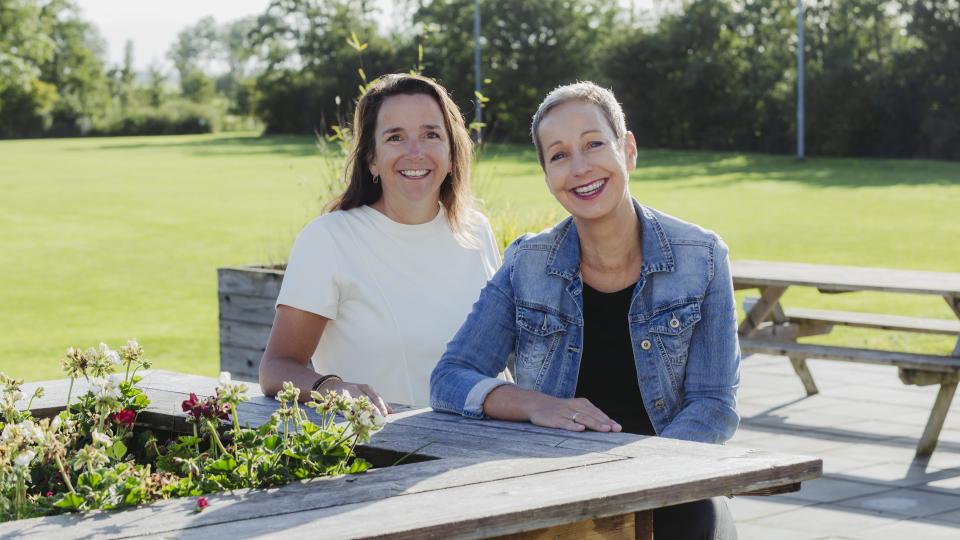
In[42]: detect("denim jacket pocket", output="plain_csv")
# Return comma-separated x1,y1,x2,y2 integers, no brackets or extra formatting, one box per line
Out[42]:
647,301,702,368
515,306,567,386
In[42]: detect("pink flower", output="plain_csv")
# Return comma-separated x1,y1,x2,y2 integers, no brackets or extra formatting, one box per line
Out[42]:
195,496,209,512
111,409,137,427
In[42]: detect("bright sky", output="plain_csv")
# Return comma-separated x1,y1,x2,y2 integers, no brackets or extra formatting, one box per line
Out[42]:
76,0,658,72
76,0,273,70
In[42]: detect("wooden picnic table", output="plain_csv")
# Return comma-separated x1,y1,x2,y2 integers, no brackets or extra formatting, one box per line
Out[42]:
5,370,821,539
732,259,960,457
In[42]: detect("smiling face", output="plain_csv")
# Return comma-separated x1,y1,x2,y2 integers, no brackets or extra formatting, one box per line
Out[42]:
537,100,637,222
368,93,451,218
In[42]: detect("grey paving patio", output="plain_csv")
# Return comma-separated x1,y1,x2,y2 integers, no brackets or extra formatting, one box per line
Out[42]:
730,353,960,539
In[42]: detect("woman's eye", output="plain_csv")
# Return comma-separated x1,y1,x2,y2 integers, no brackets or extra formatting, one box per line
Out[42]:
587,140,604,149
425,131,442,139
386,134,402,142
549,152,566,162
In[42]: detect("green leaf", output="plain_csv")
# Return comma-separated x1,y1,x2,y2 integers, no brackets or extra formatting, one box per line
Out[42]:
175,435,202,448
348,458,370,474
54,492,85,510
108,441,128,461
207,456,238,473
262,434,281,450
78,470,103,489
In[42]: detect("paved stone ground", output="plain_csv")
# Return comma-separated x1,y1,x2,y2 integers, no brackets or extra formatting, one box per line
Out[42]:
729,354,960,539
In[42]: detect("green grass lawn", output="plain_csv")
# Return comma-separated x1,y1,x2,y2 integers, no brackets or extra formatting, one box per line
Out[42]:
1,132,958,381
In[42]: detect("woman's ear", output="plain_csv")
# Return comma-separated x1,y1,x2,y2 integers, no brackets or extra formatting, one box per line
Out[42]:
367,152,379,178
624,131,638,172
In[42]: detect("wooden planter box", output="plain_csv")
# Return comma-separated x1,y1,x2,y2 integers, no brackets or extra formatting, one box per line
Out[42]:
217,265,285,381
6,370,821,539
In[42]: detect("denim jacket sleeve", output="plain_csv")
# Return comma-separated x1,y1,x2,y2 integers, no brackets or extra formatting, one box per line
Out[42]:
659,238,741,444
429,239,523,418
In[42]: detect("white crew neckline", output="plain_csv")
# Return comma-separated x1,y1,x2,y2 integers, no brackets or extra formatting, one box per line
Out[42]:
357,204,447,236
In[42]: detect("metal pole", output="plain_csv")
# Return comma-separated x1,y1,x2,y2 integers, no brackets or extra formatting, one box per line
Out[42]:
796,0,805,160
473,0,482,144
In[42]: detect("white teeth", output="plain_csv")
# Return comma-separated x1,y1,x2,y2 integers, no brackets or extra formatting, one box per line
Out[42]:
573,179,605,195
399,169,429,178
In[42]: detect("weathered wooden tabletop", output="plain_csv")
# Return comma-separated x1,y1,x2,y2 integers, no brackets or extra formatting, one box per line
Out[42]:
5,370,821,539
731,259,960,296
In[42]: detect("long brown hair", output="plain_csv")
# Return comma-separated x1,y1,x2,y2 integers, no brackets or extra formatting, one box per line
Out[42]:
330,74,474,234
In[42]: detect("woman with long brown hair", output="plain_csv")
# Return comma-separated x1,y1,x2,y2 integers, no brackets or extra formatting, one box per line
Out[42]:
259,74,500,414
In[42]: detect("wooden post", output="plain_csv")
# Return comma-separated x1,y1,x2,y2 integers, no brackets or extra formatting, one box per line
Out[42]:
635,510,653,540
789,356,819,396
917,379,959,457
738,286,788,338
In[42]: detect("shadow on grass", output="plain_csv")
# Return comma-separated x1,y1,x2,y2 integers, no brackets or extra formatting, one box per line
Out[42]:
79,134,960,188
84,134,324,158
631,148,960,188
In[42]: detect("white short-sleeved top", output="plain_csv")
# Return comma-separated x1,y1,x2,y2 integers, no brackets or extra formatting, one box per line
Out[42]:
276,205,501,407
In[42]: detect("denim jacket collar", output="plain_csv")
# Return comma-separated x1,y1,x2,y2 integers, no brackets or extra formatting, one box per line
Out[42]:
545,199,676,282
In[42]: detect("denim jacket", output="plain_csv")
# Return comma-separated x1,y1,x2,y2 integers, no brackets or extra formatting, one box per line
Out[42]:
430,201,740,444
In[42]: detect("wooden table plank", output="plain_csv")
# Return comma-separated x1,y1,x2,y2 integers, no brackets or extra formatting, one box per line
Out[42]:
782,307,960,335
732,260,960,295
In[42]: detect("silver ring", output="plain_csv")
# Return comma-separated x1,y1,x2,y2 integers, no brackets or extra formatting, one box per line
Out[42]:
571,412,580,422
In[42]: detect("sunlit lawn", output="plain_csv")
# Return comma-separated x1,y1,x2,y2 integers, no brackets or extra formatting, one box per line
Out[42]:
1,132,958,381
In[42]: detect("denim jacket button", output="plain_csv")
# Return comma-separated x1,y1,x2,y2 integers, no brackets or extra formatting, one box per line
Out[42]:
640,339,652,350
669,317,680,328
655,399,665,409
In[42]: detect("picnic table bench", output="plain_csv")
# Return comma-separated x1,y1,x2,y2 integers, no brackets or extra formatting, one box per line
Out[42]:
732,260,960,457
5,370,821,539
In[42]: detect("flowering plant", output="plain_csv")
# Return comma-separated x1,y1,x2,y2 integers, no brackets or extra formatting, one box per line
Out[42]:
0,342,384,522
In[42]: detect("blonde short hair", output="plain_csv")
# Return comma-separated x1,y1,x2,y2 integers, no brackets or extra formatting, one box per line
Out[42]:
530,81,627,169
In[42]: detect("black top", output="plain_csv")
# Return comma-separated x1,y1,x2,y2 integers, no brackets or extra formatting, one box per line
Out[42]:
575,281,656,436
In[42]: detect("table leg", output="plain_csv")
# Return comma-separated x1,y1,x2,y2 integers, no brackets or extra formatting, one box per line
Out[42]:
917,380,959,457
635,510,653,540
740,287,820,395
788,356,819,396
738,286,787,338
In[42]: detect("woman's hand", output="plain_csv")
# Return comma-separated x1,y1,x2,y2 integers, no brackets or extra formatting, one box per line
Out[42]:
527,395,621,432
483,385,621,433
320,379,392,417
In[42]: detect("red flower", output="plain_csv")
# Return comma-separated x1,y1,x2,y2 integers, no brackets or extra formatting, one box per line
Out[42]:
45,491,53,497
181,393,200,414
182,393,229,422
195,496,209,512
111,409,137,427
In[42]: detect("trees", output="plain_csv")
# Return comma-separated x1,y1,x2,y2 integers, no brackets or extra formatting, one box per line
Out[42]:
415,0,619,141
0,0,956,158
249,0,401,133
0,0,65,137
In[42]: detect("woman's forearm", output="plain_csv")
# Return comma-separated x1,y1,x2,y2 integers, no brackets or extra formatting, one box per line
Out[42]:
483,385,621,432
482,384,538,421
258,355,324,400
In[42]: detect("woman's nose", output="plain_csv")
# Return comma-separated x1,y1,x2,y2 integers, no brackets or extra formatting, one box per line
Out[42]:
571,151,591,176
405,139,424,158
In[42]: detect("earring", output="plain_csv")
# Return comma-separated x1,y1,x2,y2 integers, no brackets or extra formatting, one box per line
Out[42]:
372,175,380,184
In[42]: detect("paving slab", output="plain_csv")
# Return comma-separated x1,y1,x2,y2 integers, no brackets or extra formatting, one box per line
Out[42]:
781,477,895,504
747,505,893,536
843,518,960,539
834,488,960,518
733,351,960,537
